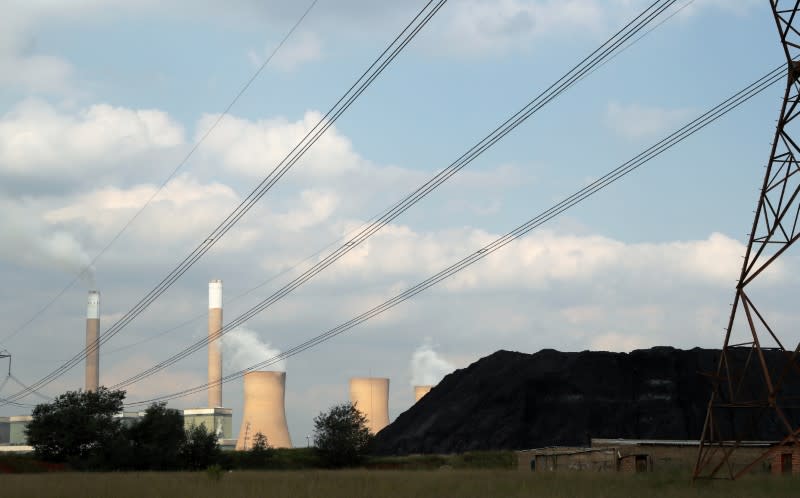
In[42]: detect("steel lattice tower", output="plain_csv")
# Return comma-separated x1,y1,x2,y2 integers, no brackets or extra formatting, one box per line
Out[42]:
694,0,800,480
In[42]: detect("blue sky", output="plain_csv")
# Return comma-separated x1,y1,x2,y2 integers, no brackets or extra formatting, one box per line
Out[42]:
0,0,792,444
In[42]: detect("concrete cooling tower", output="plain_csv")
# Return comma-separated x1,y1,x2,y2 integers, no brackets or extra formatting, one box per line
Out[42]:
414,385,432,403
349,377,390,434
208,280,223,408
235,371,292,449
85,291,100,392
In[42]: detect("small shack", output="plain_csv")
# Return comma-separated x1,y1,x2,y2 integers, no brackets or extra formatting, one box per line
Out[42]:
517,447,618,472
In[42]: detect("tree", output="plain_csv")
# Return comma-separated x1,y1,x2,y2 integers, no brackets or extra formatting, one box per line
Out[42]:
182,423,221,470
245,432,274,468
25,387,125,463
313,402,373,468
127,402,186,470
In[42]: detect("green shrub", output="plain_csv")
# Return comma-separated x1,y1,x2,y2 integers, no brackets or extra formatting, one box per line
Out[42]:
205,464,224,481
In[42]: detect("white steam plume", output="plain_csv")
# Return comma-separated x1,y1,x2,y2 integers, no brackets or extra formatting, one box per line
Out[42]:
410,338,454,386
223,325,285,372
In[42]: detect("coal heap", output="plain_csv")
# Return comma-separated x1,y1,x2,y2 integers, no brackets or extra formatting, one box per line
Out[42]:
373,347,800,455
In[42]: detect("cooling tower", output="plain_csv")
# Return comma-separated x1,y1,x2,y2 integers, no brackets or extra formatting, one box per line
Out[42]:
85,291,100,392
208,280,223,408
414,385,432,403
349,377,390,434
235,371,292,449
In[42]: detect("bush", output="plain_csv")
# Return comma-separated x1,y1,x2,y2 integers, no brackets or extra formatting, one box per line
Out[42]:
126,403,186,470
182,423,221,470
313,402,373,468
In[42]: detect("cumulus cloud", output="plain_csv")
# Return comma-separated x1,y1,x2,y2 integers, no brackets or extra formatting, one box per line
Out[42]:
0,99,185,191
311,225,762,292
195,110,361,179
43,173,248,251
605,101,694,139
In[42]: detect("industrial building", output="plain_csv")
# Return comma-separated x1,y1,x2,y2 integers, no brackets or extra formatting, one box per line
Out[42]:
517,439,777,474
9,415,32,446
184,407,233,439
235,371,292,449
349,377,390,434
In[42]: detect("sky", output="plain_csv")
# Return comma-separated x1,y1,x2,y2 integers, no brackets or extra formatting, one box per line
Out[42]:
0,0,794,445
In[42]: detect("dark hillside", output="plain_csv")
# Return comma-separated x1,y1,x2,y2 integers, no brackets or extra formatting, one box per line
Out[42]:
373,347,800,454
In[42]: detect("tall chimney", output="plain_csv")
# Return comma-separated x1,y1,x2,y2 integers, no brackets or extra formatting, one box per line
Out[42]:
85,291,100,392
414,385,432,403
235,371,292,449
349,377,390,434
208,280,223,408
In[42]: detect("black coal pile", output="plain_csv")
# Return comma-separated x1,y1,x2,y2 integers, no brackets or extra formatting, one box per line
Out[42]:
373,347,800,455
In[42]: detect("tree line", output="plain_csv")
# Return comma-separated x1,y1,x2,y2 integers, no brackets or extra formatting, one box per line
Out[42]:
23,387,373,470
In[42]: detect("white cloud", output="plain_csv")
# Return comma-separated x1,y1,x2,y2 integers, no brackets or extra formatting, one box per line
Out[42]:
195,110,361,179
605,101,694,139
0,99,185,185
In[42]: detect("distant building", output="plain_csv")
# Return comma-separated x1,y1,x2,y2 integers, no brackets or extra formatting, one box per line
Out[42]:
517,438,777,474
182,407,233,439
9,416,32,446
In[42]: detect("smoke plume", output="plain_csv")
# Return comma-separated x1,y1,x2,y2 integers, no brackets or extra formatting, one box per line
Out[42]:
224,325,285,372
410,338,454,386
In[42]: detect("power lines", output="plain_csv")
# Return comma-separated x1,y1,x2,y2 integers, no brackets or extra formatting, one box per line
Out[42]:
124,64,785,407
0,0,447,406
108,0,681,392
0,0,321,349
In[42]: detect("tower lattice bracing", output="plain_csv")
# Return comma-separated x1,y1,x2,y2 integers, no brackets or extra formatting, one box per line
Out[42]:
694,0,800,479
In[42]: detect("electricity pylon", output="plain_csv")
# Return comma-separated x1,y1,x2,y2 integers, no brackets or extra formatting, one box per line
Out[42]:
694,0,800,480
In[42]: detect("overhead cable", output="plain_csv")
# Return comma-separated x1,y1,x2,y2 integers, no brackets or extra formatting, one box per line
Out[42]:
1,0,447,404
110,0,680,391
125,64,784,406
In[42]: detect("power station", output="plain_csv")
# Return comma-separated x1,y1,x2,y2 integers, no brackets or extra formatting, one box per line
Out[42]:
1,279,450,451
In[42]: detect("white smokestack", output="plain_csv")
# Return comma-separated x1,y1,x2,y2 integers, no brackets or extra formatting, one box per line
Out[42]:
410,338,453,386
85,290,100,392
208,280,223,408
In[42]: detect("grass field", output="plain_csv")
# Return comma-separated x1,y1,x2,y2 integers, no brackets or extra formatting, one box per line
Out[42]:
1,470,798,498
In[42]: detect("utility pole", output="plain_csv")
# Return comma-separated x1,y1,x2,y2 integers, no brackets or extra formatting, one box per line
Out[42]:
694,0,800,480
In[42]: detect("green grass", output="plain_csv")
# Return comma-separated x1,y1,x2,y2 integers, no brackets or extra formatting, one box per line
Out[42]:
366,451,515,470
1,470,798,498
